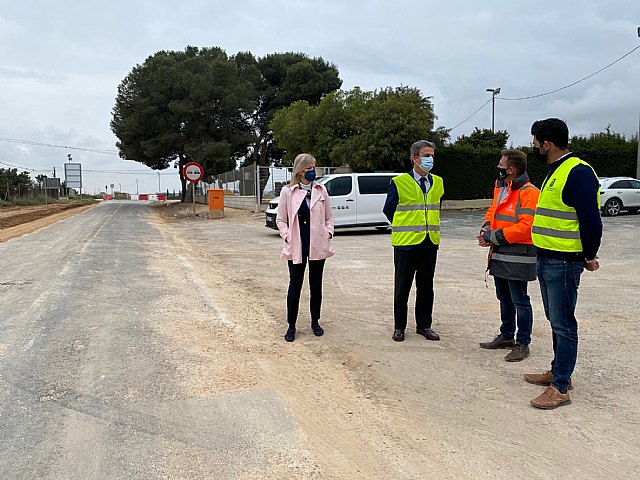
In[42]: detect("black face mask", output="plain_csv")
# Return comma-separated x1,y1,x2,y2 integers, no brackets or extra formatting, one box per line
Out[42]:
495,167,508,180
532,146,547,163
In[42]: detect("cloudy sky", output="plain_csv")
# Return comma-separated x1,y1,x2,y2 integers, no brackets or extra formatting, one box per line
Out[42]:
1,1,639,194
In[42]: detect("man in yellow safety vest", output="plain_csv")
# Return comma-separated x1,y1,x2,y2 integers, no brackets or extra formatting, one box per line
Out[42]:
383,140,444,343
525,118,602,409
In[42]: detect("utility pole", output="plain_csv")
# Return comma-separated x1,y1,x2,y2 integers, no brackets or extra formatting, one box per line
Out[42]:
636,27,640,179
636,114,640,180
157,172,161,194
135,178,139,195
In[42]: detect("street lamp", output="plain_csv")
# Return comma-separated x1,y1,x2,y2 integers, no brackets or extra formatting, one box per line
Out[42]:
486,87,501,132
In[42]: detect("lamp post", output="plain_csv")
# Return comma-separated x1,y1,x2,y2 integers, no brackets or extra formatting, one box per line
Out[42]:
486,87,501,132
636,114,640,180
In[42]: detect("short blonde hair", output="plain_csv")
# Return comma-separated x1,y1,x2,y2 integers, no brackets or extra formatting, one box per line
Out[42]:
289,153,317,186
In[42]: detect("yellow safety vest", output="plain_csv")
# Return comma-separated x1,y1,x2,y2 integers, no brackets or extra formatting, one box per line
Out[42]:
391,173,444,246
531,157,599,252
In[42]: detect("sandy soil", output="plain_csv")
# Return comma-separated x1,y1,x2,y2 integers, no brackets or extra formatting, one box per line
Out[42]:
0,203,96,243
143,202,639,479
4,201,637,478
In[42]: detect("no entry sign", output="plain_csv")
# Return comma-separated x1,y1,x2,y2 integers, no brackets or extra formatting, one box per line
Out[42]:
183,162,204,183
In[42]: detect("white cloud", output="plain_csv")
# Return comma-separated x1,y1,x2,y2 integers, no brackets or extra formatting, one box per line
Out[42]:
1,0,639,193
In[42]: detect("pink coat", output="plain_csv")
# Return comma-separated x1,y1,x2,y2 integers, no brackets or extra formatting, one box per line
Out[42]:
276,183,335,264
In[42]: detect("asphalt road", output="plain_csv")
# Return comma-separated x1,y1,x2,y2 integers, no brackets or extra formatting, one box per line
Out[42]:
0,202,299,479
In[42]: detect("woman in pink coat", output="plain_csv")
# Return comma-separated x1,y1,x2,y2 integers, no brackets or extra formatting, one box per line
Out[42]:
276,153,335,342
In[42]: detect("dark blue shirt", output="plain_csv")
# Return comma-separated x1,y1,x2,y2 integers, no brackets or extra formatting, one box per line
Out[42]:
537,153,602,262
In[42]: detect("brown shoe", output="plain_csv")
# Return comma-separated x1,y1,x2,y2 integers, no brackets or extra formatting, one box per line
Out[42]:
523,370,573,390
530,386,571,409
392,329,405,342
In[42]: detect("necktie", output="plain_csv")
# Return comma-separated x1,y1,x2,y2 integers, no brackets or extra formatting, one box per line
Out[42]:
419,177,426,193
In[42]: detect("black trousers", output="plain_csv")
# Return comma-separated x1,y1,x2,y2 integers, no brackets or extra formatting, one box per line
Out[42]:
287,258,326,327
393,238,438,330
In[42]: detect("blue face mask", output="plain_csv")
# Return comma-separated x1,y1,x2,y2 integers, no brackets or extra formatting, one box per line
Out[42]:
304,169,316,182
420,156,434,173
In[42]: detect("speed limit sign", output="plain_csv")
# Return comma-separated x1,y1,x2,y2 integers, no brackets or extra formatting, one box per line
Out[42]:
183,162,204,183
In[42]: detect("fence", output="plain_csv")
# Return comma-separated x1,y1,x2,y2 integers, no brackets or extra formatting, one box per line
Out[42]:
1,183,61,203
197,164,345,209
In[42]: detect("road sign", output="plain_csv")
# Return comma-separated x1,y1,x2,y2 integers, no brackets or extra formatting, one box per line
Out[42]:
64,163,82,189
183,162,204,183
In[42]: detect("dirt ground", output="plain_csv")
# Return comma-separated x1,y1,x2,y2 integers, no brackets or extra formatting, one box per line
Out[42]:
144,202,638,479
0,203,95,242
4,201,638,478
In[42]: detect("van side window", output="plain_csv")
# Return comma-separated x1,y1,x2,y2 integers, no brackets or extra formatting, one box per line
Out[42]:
358,176,394,195
325,177,353,196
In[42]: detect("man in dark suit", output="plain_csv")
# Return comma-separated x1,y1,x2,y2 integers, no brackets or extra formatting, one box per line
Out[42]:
383,140,444,342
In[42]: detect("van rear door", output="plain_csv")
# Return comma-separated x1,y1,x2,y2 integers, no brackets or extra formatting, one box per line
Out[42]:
356,175,396,226
323,176,356,226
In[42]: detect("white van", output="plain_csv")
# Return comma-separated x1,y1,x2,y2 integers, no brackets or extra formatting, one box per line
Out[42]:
265,173,399,230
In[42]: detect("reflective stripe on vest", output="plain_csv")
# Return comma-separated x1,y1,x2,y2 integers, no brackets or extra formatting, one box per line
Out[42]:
490,253,537,264
531,157,599,252
391,173,444,246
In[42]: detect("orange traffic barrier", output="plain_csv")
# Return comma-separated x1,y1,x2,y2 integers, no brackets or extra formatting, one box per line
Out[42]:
208,189,224,218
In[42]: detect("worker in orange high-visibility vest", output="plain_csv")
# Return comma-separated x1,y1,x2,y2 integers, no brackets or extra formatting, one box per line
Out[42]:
478,149,540,362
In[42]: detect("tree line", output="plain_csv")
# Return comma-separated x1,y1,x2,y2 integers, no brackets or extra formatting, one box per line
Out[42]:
106,46,637,200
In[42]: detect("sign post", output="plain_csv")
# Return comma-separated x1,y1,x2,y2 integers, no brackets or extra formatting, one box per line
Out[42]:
183,162,204,217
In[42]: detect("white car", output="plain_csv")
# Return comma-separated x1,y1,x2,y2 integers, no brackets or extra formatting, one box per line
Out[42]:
599,176,640,216
265,173,399,230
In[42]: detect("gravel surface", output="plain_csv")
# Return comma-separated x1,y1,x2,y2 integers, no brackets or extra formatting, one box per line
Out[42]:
1,200,638,479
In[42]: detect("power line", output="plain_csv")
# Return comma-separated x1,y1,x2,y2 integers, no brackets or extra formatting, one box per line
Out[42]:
499,45,640,101
449,98,492,131
0,159,39,172
1,160,175,176
0,136,119,155
448,43,639,133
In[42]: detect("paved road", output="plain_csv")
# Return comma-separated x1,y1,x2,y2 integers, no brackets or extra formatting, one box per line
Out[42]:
0,202,298,479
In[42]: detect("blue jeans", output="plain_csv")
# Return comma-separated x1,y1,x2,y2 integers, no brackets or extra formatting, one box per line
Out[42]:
537,257,584,394
494,277,533,346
